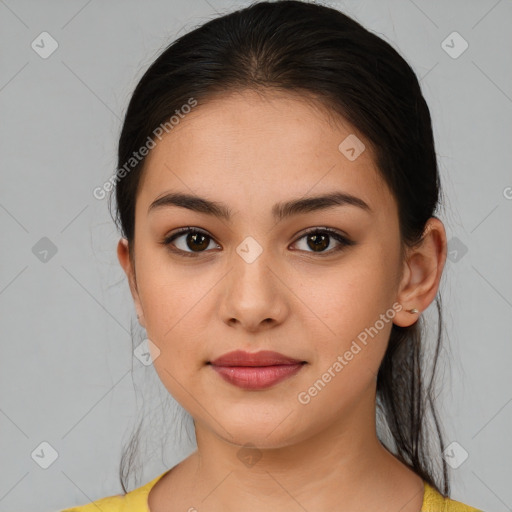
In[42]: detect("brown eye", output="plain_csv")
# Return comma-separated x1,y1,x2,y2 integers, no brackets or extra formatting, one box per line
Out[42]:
185,231,210,251
306,232,329,252
162,227,219,256
292,228,354,255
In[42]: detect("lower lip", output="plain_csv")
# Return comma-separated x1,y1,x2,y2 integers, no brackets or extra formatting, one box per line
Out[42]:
210,363,305,390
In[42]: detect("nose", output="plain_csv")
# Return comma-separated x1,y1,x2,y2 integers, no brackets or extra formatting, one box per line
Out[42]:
218,244,288,332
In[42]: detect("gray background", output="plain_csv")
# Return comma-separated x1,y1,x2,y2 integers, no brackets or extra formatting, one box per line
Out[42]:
1,0,511,511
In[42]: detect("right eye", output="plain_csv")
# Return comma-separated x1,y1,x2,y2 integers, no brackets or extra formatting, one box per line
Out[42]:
161,227,221,257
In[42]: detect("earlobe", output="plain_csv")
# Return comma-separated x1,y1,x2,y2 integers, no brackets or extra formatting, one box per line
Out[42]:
117,238,146,328
393,218,447,327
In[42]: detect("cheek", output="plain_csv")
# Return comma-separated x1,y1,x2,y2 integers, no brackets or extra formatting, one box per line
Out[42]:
135,248,204,326
144,288,206,406
301,249,399,371
305,254,396,326
297,281,395,414
133,259,203,361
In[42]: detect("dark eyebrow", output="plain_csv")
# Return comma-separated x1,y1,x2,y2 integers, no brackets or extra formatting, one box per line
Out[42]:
148,191,371,221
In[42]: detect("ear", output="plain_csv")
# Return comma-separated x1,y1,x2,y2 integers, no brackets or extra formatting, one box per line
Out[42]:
117,238,146,328
393,217,447,327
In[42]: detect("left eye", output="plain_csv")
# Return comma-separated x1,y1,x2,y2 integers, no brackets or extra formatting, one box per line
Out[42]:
161,227,354,257
292,228,354,254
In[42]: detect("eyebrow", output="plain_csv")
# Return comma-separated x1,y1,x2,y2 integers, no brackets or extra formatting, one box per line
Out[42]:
148,191,371,221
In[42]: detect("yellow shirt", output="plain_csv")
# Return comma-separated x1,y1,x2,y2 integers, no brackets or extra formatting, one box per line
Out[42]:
60,470,484,512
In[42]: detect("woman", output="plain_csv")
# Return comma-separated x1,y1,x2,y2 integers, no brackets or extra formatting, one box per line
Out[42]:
61,1,484,510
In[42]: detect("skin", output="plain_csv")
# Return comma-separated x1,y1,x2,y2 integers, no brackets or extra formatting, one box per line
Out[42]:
117,89,447,512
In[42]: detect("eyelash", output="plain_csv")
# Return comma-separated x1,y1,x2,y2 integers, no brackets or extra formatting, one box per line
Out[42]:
160,226,355,258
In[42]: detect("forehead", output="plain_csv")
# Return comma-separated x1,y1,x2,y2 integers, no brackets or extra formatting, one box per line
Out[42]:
136,89,396,220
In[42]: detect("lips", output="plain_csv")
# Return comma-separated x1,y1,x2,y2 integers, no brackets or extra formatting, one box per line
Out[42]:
210,350,305,367
209,350,307,390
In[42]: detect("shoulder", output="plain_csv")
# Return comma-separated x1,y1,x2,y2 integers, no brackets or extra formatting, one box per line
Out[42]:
422,482,485,512
59,470,170,512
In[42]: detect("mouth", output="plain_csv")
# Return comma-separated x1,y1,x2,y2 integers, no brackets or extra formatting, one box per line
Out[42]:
207,350,307,390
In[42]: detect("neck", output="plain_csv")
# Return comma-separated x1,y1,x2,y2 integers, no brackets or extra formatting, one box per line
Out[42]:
177,390,424,512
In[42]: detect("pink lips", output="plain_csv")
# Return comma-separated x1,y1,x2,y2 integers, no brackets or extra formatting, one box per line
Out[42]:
209,350,306,390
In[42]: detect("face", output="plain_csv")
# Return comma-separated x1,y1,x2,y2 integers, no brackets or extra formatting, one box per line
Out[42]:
119,89,408,450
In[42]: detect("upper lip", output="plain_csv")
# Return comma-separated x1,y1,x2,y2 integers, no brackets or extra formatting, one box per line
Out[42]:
210,350,305,367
